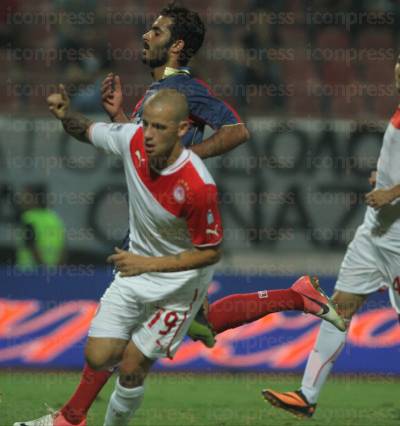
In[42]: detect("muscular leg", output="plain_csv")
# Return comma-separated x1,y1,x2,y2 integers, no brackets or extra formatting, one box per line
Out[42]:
189,276,345,348
200,275,342,335
60,337,128,425
104,341,154,426
84,337,128,370
301,290,367,403
208,288,304,333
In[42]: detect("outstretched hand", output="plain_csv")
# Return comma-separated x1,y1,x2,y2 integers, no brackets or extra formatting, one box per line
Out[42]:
47,84,70,120
101,73,124,119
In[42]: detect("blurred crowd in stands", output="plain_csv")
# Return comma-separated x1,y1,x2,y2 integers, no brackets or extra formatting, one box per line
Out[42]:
1,0,400,119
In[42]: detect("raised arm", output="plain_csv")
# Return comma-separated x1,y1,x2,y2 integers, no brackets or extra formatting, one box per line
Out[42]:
101,73,130,123
183,81,250,159
47,84,93,143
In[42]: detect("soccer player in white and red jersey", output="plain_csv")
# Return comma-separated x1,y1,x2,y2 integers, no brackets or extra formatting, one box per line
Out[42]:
18,87,222,426
16,85,345,426
263,59,400,418
15,4,346,425
15,86,341,426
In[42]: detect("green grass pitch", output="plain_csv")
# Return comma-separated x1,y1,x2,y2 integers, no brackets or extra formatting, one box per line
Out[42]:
1,371,400,425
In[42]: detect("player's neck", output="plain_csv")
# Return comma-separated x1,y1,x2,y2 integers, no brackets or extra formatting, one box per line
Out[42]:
151,60,180,81
149,143,183,172
151,66,165,81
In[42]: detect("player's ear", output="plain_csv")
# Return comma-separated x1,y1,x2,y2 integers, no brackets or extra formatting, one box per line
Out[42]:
170,39,185,56
177,119,189,138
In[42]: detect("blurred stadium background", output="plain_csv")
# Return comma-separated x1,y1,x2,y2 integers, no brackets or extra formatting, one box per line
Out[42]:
1,0,400,424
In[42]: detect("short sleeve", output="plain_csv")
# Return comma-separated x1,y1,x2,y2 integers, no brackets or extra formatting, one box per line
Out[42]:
187,79,242,130
185,184,223,248
89,123,140,156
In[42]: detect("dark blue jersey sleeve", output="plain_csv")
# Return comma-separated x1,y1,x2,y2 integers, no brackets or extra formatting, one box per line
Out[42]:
186,78,241,129
162,75,241,130
137,74,242,147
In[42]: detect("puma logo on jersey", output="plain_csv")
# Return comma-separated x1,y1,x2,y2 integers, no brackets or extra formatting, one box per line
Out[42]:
206,225,219,237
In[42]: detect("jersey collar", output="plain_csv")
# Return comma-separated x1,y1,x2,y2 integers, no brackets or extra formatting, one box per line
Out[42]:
150,149,190,176
162,66,191,79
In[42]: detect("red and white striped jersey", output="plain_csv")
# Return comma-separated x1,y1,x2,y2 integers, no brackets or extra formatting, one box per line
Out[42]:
89,122,222,301
364,108,400,237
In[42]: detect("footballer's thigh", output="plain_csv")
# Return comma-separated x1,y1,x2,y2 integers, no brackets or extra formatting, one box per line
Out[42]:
388,286,400,318
334,224,386,322
131,286,207,360
377,241,400,316
87,276,146,369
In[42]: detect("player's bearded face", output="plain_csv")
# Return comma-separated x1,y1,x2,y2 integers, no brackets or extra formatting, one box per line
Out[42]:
142,40,170,68
142,16,174,68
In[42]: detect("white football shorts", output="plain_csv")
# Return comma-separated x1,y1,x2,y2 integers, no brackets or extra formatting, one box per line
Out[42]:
335,223,400,313
88,275,208,359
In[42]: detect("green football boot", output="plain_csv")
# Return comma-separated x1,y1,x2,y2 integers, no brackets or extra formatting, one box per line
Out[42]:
187,297,216,348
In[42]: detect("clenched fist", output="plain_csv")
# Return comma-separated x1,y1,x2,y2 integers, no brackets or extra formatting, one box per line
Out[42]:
47,84,70,120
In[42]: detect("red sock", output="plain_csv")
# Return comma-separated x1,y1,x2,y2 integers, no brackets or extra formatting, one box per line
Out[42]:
61,364,113,424
208,289,304,334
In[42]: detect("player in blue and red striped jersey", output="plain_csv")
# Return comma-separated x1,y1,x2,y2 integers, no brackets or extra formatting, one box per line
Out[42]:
101,4,248,158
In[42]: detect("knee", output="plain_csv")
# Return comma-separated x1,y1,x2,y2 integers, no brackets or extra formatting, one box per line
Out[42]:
84,342,123,371
84,348,109,371
118,343,154,388
119,354,147,388
119,368,146,388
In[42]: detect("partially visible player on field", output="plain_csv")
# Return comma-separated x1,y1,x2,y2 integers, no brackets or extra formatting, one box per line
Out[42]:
15,184,66,269
263,57,400,418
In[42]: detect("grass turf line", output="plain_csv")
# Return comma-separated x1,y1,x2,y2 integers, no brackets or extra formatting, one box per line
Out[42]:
1,371,400,426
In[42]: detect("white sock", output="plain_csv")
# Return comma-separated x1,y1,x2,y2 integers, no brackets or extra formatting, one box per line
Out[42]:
301,320,347,404
104,377,144,426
